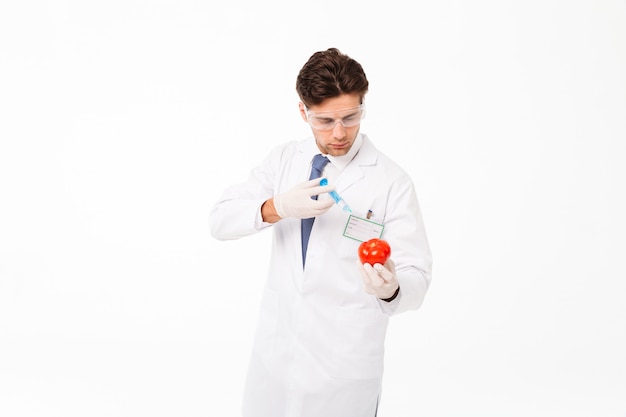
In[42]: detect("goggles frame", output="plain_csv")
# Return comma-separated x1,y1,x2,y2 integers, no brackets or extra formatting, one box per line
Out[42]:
305,104,366,131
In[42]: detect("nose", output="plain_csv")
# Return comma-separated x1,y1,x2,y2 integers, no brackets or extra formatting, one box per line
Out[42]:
332,121,347,139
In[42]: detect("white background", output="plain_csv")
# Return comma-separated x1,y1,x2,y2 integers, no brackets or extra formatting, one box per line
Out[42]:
1,1,625,416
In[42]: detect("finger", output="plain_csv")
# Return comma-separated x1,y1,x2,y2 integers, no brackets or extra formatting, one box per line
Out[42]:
357,261,374,285
301,178,325,188
384,258,396,274
356,262,373,291
374,263,393,282
311,199,335,213
304,186,336,198
356,260,372,281
313,197,334,207
364,263,384,287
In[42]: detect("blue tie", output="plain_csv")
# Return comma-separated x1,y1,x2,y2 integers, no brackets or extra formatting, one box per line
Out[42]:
301,154,330,267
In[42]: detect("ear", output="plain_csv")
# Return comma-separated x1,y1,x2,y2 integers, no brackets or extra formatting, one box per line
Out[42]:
298,102,308,122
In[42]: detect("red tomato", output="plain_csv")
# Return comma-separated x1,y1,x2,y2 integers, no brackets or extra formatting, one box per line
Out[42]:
358,238,391,265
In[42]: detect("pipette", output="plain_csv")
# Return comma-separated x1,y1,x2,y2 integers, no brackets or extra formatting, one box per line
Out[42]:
319,178,352,213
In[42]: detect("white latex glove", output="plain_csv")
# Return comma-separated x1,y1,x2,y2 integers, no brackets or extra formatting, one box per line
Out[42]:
273,178,335,219
357,258,400,300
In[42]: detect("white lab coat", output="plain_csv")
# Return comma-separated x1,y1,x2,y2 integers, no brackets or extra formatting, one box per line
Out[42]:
210,133,432,417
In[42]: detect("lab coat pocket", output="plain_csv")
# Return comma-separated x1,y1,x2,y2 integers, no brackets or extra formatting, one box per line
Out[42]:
340,213,386,250
329,307,389,380
336,213,384,262
252,286,279,364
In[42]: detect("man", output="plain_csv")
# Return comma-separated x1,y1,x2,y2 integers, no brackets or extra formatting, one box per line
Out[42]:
209,48,432,417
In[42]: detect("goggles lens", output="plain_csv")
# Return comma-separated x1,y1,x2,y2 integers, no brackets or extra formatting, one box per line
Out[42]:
306,105,365,131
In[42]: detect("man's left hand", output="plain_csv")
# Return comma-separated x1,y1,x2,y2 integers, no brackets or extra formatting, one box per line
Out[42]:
357,259,399,300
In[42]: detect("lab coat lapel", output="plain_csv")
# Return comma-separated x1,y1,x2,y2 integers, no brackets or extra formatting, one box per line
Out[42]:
335,134,378,193
293,139,319,183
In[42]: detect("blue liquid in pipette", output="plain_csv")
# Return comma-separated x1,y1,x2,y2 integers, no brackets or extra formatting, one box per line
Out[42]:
319,178,352,213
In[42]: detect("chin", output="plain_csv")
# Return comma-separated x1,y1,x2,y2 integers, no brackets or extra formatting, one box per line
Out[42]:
327,150,348,157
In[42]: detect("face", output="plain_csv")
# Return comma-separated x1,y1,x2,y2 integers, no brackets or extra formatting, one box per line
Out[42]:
299,94,363,157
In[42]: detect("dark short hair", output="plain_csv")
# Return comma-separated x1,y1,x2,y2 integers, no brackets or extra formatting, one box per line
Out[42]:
296,48,369,108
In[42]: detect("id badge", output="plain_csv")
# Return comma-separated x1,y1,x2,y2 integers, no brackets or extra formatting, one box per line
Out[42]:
343,214,384,242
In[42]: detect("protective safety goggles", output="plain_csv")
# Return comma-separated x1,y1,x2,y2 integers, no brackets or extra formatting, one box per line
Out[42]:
305,104,366,131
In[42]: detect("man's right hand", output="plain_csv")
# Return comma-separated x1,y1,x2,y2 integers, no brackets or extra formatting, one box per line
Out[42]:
272,178,335,219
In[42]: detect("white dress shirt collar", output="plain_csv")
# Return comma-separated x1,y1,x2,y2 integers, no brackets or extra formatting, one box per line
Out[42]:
322,133,363,171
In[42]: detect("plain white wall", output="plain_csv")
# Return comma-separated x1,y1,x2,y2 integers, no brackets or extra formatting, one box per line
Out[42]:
1,1,625,416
